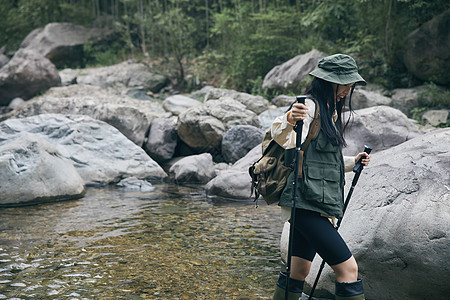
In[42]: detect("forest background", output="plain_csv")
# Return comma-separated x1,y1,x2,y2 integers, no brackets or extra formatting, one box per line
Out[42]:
0,0,449,101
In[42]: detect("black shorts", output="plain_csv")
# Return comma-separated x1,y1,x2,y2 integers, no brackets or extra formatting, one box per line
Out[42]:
291,209,352,266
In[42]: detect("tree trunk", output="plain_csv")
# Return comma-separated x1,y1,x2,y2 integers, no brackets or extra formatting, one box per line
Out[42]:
385,0,393,57
139,0,147,55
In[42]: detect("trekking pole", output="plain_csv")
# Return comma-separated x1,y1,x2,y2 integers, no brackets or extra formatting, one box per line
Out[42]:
285,95,306,299
307,145,372,300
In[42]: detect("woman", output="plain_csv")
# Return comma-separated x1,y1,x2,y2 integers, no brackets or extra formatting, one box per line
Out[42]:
271,54,371,300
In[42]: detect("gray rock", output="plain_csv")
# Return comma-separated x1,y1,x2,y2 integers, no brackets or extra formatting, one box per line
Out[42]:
403,9,450,85
8,98,25,110
124,88,154,100
422,109,449,126
205,170,252,199
188,85,215,101
351,88,392,110
213,162,231,173
162,94,202,115
0,134,85,206
76,60,169,93
0,114,167,185
145,117,178,163
205,144,262,200
271,95,295,107
169,153,216,183
21,22,114,68
390,86,425,116
8,84,167,147
221,125,264,164
204,87,268,114
116,177,154,192
262,49,325,90
343,106,422,156
0,49,61,105
59,68,79,86
231,144,262,171
0,53,8,69
177,98,260,150
300,128,450,300
258,106,289,131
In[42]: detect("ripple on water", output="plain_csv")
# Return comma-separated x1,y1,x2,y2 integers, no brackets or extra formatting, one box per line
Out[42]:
0,183,285,299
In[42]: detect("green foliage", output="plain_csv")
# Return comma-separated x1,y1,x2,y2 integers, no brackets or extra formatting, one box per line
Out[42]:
0,0,449,94
207,4,301,92
410,83,450,124
417,83,450,109
83,41,127,67
410,107,428,124
0,0,93,51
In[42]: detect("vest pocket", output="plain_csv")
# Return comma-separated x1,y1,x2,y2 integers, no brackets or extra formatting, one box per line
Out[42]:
304,165,340,205
323,169,340,204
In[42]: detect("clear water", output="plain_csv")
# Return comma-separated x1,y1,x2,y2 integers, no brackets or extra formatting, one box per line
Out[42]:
0,184,284,299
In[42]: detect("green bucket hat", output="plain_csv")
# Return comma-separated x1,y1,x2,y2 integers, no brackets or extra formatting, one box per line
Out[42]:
309,54,366,86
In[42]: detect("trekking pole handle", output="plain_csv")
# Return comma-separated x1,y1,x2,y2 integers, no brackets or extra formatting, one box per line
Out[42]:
294,96,306,132
296,95,306,104
353,145,372,173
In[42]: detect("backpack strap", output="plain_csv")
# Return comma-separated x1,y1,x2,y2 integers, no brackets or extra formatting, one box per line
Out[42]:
301,98,321,151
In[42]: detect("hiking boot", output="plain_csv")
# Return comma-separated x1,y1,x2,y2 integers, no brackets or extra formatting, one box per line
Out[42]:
273,271,304,300
335,279,365,300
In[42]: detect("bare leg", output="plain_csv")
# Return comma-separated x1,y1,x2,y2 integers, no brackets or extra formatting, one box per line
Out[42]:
290,256,312,281
330,255,358,283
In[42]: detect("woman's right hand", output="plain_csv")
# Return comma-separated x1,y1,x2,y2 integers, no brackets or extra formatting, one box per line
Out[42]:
287,103,308,125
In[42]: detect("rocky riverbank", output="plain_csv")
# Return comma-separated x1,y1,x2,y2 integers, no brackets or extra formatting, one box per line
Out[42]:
0,22,449,299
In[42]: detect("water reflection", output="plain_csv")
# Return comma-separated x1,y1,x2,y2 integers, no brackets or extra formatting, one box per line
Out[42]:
0,184,283,299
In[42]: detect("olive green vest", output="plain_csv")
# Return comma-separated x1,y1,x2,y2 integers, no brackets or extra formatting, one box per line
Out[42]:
279,129,345,219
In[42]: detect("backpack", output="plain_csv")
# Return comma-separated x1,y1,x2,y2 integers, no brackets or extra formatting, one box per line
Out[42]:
249,99,320,205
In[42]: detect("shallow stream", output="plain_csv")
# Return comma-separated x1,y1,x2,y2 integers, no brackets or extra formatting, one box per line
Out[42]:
0,184,284,299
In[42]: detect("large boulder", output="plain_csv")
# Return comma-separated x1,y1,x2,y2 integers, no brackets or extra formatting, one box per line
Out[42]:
162,94,202,115
422,109,450,127
258,106,289,131
0,114,167,185
0,49,61,106
204,87,268,115
205,170,253,200
145,117,178,163
262,49,325,90
403,9,450,85
0,135,85,206
6,84,168,146
21,22,114,68
390,86,426,116
169,153,216,183
351,88,392,110
205,144,261,199
343,106,422,156
271,95,295,107
73,60,169,93
177,98,261,151
221,125,264,164
294,128,450,299
188,85,215,101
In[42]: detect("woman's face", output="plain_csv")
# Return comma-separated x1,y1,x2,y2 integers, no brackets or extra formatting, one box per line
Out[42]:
334,83,355,102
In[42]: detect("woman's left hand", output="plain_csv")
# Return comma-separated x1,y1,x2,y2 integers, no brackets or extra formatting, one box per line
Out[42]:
355,152,371,166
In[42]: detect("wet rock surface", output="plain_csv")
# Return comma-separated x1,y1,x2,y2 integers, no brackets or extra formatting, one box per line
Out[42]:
0,114,167,187
0,134,85,206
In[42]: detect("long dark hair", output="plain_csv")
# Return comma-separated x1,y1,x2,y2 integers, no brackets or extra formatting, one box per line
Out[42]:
304,77,353,147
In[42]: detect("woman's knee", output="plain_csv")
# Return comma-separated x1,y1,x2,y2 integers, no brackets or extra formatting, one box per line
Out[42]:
331,256,358,282
291,256,311,280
